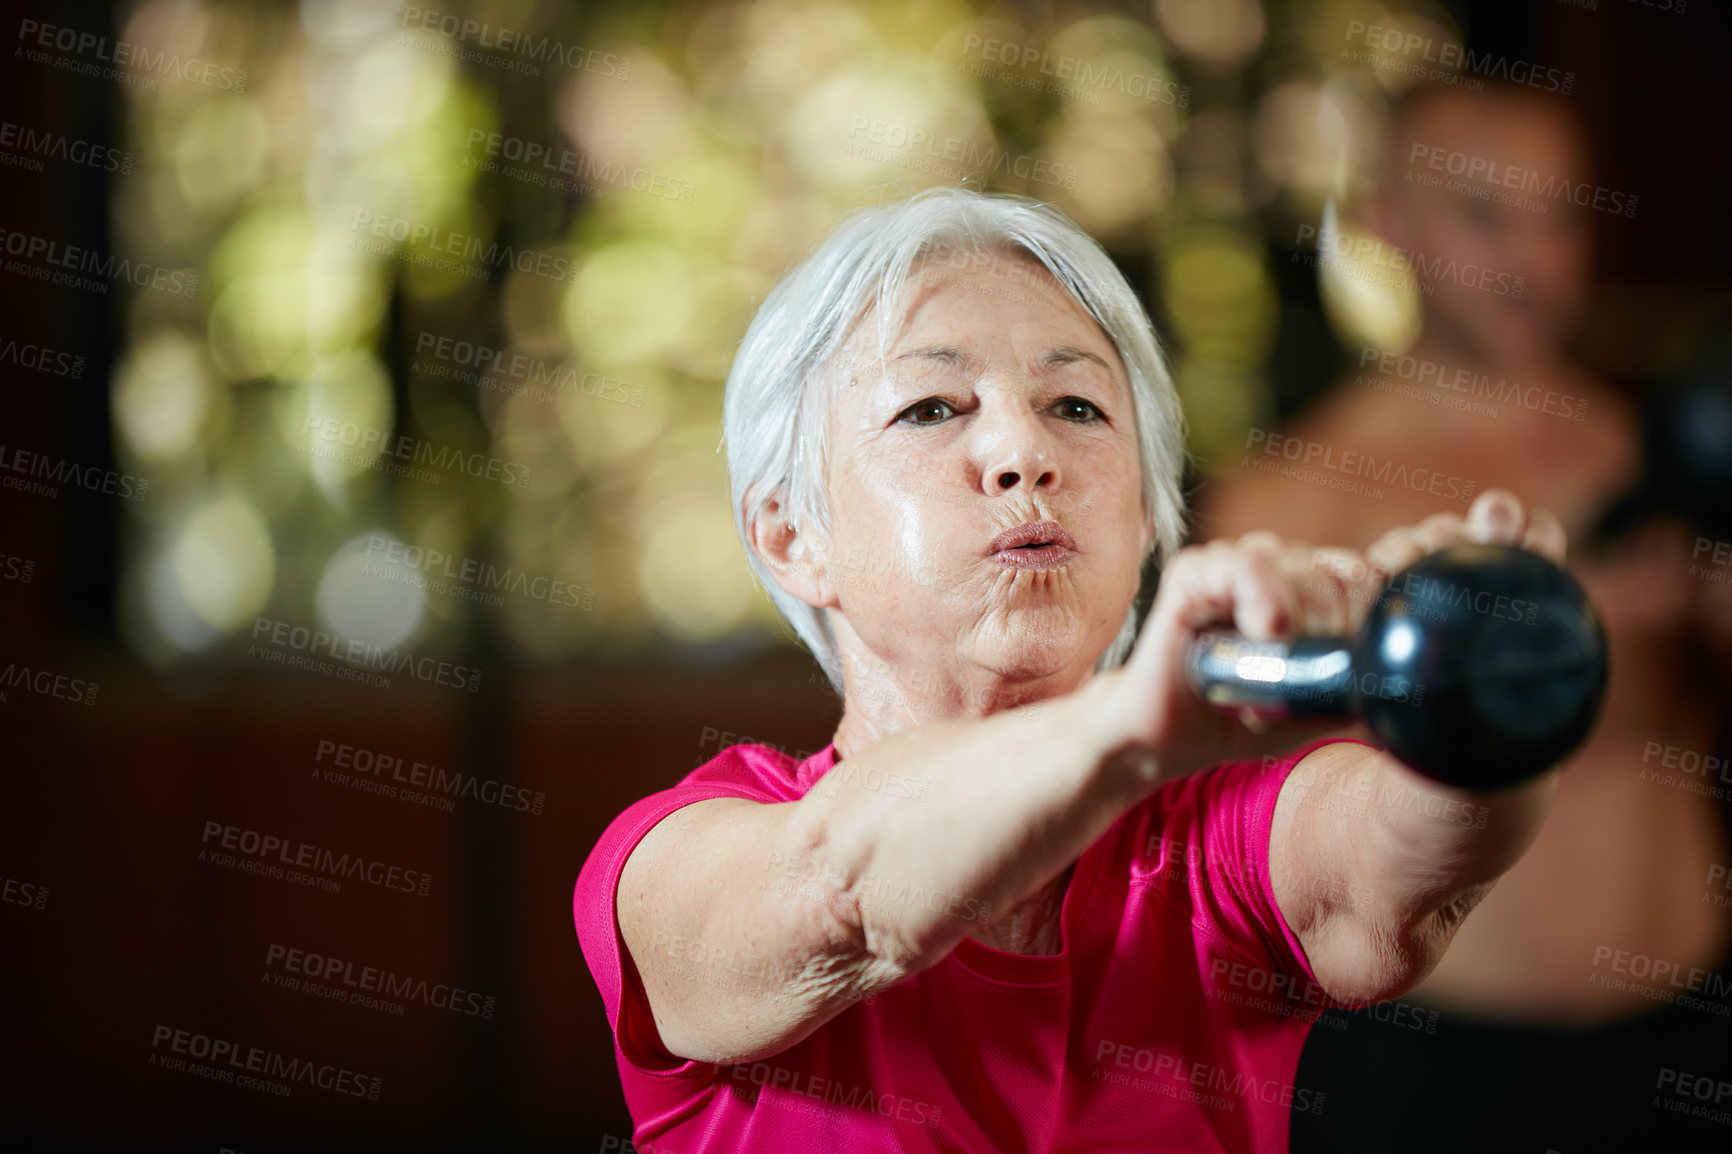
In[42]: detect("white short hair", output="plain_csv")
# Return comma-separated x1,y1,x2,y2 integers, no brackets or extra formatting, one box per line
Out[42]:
722,187,1187,693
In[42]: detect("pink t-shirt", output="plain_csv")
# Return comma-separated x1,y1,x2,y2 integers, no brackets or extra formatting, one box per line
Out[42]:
574,737,1358,1153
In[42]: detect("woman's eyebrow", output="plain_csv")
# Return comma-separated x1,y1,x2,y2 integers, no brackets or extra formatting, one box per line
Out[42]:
1039,346,1112,371
892,345,974,368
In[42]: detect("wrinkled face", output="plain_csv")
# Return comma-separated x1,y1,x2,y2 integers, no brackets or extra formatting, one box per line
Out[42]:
814,250,1153,687
1380,91,1592,363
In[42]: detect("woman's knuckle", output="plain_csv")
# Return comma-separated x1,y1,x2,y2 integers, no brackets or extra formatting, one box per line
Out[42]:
1237,530,1281,553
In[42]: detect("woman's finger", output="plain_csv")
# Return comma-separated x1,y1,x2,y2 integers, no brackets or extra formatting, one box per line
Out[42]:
1466,489,1527,545
1365,526,1428,579
1521,507,1569,565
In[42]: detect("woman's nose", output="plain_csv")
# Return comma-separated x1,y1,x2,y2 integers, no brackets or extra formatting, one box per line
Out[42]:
974,406,1059,497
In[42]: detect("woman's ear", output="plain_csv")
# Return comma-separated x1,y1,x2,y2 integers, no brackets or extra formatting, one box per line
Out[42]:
747,490,837,610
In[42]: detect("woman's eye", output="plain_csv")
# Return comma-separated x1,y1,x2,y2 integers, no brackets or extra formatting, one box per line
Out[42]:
1053,397,1103,422
898,398,954,425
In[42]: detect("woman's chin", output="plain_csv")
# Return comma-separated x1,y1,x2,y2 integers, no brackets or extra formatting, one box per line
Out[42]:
965,610,1092,681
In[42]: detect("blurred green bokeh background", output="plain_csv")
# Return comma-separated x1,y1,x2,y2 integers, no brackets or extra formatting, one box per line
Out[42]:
109,0,1467,675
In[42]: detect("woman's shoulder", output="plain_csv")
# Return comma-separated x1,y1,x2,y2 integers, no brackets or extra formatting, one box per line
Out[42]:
680,740,837,804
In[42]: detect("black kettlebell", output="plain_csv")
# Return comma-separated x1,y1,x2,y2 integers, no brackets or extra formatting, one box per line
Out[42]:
1185,544,1608,789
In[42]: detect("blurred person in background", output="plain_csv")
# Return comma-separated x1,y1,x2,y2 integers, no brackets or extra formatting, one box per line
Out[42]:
1201,82,1732,1151
573,188,1581,1153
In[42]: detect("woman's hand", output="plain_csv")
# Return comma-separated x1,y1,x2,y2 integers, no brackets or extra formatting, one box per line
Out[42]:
1103,489,1568,778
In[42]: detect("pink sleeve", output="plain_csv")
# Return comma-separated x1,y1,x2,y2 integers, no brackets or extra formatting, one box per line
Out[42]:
1185,736,1374,1002
572,782,770,1076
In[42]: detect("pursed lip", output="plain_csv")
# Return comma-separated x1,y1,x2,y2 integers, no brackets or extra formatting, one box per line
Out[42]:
987,521,1078,569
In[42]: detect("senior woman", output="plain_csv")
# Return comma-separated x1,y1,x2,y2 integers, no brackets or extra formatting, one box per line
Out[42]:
574,188,1566,1153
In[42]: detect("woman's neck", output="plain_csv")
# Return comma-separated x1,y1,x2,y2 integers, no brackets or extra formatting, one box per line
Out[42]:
827,634,1092,758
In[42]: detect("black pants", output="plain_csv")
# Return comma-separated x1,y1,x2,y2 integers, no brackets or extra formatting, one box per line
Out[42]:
1290,996,1732,1153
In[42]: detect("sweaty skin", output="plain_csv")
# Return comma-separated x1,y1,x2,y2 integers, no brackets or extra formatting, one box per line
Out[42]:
802,255,1152,956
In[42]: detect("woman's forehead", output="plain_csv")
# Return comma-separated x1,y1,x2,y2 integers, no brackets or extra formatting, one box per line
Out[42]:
857,252,1122,365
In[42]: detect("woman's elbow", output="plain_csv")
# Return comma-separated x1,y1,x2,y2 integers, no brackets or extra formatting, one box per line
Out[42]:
1315,881,1494,1006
